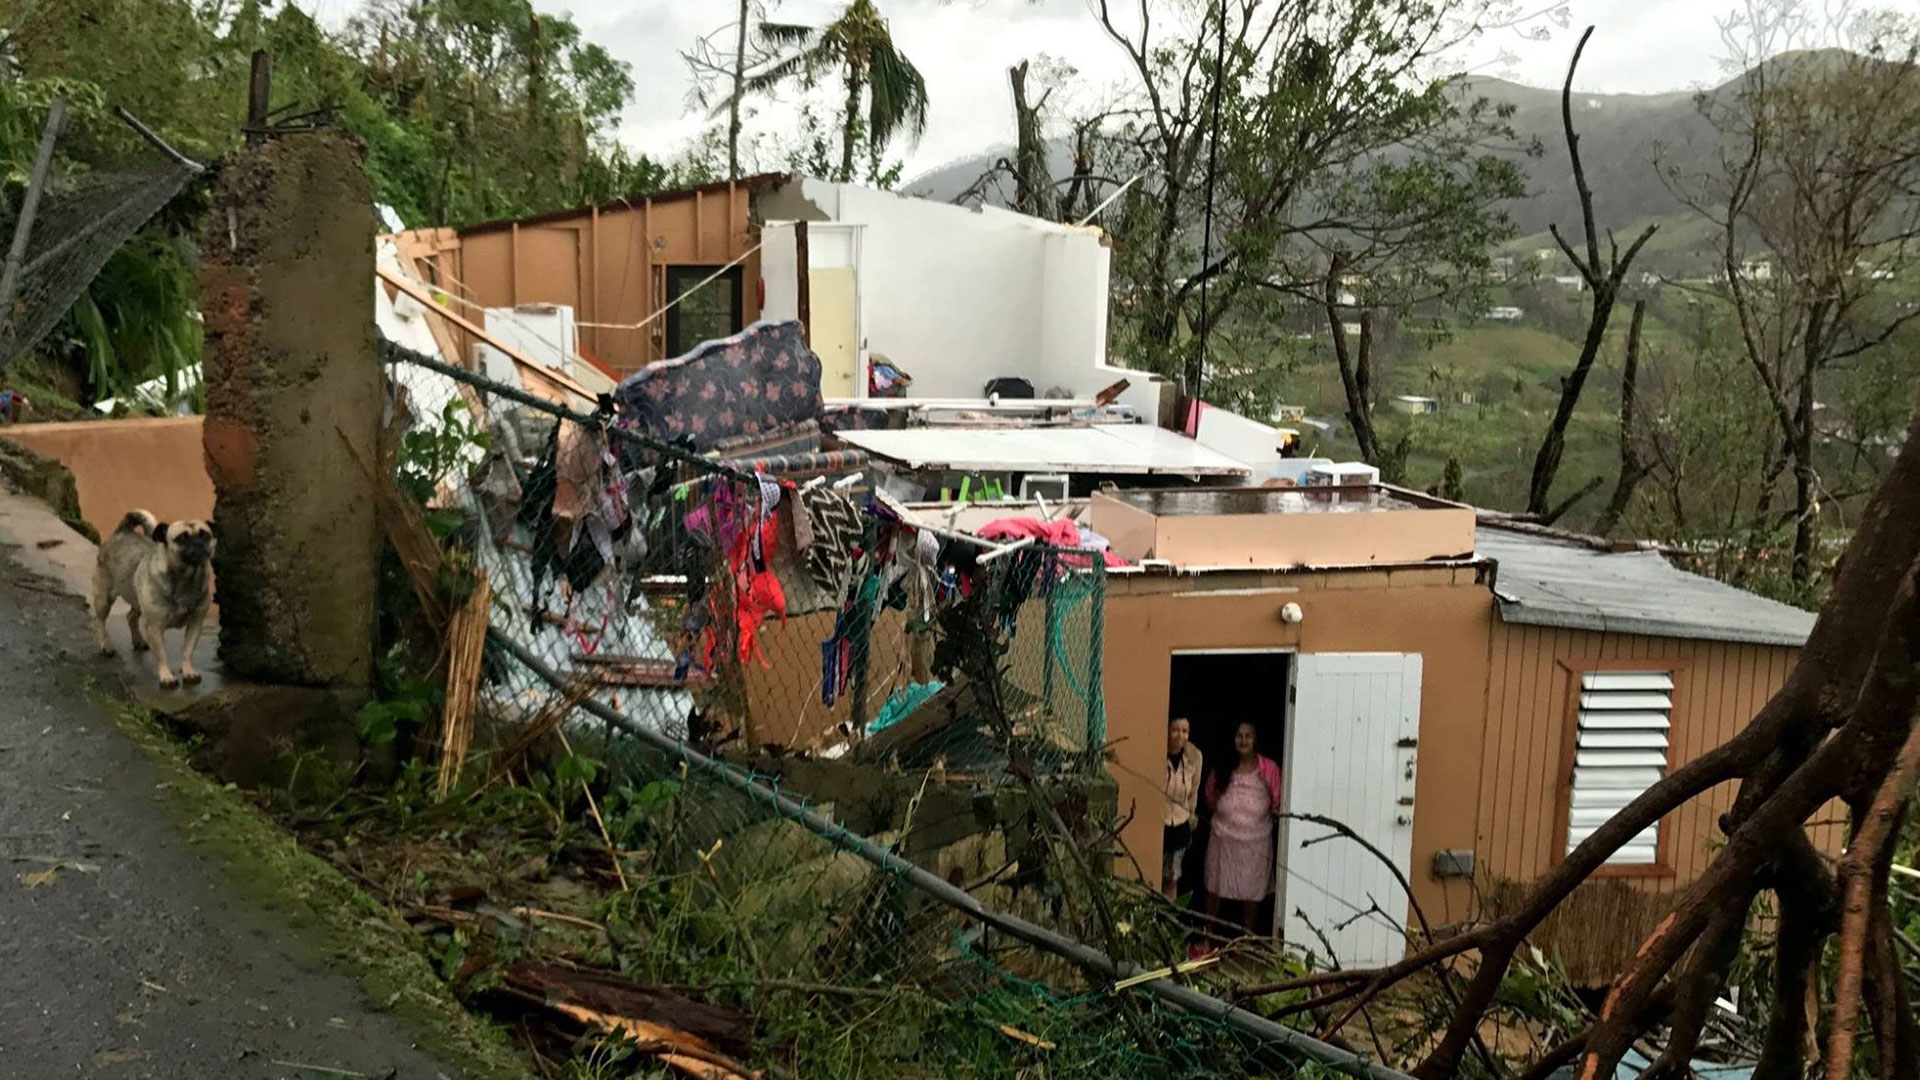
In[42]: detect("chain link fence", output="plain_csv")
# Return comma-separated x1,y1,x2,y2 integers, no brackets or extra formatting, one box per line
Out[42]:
379,340,1410,1080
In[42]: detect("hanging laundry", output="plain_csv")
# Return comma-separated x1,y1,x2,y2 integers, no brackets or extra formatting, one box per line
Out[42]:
819,572,882,707
685,483,744,554
727,495,788,667
551,417,601,521
976,516,1129,568
795,484,862,596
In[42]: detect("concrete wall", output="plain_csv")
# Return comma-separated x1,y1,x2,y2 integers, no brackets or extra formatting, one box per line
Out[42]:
1103,565,1498,926
200,132,379,688
758,178,1118,401
1,417,214,537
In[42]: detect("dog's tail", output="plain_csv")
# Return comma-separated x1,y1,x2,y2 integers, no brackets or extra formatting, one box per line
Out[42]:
115,509,159,539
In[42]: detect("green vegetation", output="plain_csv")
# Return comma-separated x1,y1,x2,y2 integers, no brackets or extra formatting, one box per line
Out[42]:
744,0,929,185
1270,280,1917,606
0,0,666,406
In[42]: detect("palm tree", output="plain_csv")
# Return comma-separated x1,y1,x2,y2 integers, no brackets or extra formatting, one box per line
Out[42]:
744,0,928,182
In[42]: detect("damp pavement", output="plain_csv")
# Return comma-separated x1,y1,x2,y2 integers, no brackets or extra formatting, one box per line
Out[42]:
0,547,463,1080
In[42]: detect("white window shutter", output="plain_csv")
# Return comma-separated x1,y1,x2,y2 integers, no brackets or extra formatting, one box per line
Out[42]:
1567,670,1673,865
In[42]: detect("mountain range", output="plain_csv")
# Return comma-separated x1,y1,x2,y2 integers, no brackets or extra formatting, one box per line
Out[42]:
901,56,1854,258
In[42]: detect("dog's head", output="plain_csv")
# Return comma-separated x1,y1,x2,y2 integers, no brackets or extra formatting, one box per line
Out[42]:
152,521,215,569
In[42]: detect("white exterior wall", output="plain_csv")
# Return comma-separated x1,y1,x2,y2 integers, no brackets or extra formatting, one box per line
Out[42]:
847,188,1044,398
762,222,799,321
1193,402,1285,474
1037,231,1111,394
763,178,1131,401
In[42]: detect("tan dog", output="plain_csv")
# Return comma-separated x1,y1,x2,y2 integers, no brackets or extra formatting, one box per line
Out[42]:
92,509,215,689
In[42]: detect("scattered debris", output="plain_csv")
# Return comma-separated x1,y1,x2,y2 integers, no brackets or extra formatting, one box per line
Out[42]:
507,906,607,936
15,858,98,888
436,568,490,798
268,1061,392,1079
500,963,756,1077
996,1024,1056,1051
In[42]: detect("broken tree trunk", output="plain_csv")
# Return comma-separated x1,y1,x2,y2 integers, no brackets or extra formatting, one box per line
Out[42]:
1322,254,1380,464
1235,379,1920,1080
1525,27,1657,521
1592,299,1649,536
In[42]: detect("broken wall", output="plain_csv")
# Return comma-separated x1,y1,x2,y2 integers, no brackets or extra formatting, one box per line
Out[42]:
757,178,1135,402
199,132,378,688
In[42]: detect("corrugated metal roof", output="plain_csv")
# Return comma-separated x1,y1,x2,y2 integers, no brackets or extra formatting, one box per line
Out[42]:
1478,526,1815,647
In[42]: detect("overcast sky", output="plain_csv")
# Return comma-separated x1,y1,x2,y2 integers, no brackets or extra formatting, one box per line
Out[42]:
307,0,1809,178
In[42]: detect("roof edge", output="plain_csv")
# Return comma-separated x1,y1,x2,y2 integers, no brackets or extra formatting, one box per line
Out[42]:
1494,599,1812,648
457,172,794,236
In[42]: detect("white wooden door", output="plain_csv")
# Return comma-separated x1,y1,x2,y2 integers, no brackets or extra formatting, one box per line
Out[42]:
1281,652,1422,968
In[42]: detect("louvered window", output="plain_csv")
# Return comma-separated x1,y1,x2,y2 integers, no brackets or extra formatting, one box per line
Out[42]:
1567,670,1673,866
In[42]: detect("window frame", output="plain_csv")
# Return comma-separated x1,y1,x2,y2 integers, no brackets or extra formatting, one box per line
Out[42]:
1551,657,1691,880
662,264,745,359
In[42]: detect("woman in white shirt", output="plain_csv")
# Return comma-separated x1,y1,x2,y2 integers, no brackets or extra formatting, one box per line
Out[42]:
1162,717,1203,897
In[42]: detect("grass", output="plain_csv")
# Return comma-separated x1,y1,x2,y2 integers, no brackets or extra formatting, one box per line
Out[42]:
83,680,539,1080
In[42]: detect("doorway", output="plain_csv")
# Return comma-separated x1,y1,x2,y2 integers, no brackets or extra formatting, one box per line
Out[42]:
809,265,858,396
1167,650,1291,934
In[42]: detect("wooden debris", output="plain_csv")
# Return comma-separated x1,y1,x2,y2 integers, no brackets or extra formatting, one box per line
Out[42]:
503,963,757,1078
266,1062,380,1079
996,1023,1056,1051
337,426,448,628
465,678,596,800
437,569,490,798
509,906,608,935
1110,952,1221,991
16,859,99,888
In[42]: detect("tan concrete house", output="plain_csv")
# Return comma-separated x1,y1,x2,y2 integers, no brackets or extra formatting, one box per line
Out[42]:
669,484,1814,979
1077,487,1817,979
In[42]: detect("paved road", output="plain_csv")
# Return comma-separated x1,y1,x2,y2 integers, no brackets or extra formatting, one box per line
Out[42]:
0,546,463,1080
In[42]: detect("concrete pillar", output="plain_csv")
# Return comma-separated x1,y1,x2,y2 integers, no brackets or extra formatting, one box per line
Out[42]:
199,132,377,689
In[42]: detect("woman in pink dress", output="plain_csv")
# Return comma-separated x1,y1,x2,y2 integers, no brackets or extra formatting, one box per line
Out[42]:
1203,722,1283,934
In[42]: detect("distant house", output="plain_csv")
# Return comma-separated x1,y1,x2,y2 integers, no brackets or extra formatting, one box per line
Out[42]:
1485,305,1524,321
1552,275,1586,291
1391,394,1440,415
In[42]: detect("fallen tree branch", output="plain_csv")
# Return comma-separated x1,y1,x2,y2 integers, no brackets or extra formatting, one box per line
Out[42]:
1825,703,1920,1080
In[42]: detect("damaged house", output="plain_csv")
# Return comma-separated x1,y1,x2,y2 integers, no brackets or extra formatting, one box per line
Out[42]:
1,171,1826,992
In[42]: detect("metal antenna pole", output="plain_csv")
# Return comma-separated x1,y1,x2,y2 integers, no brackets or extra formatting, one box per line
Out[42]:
0,97,67,325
